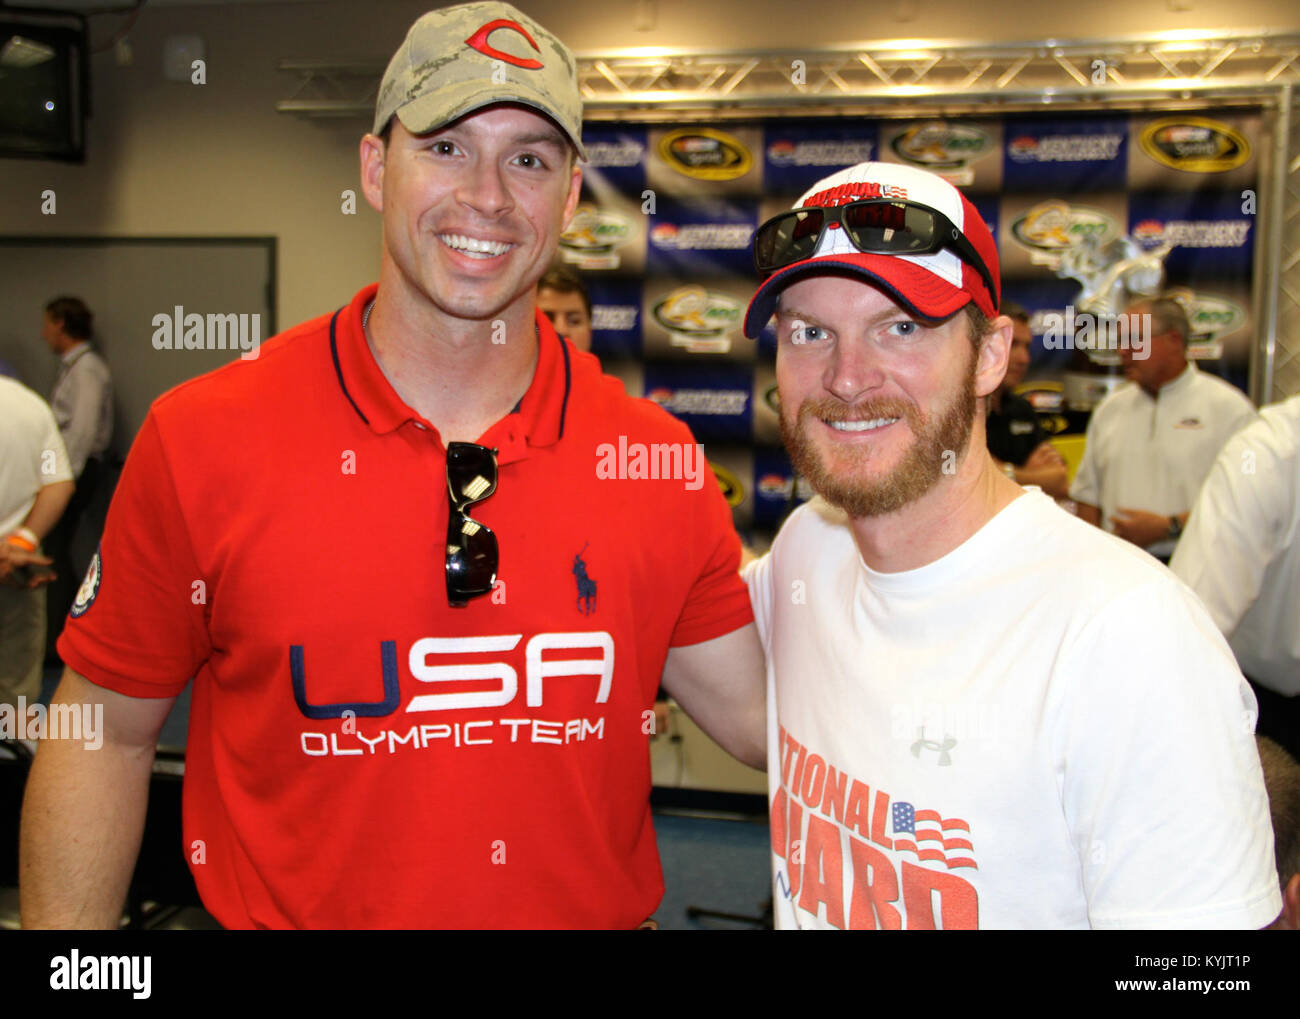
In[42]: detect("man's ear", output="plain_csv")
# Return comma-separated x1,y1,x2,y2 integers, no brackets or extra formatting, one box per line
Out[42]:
975,313,1012,399
360,133,386,213
561,161,583,231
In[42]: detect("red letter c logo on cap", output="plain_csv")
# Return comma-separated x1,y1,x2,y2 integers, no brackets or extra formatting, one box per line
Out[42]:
465,19,544,69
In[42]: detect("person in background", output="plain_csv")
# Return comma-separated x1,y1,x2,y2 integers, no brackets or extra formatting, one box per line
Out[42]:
1070,296,1255,559
39,296,113,652
0,376,73,714
1172,394,1300,762
537,265,593,353
985,301,1067,499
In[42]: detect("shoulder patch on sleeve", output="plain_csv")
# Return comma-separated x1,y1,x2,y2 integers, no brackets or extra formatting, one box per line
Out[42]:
69,547,102,618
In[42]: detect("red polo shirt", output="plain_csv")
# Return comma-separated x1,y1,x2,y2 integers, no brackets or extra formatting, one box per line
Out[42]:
59,284,752,928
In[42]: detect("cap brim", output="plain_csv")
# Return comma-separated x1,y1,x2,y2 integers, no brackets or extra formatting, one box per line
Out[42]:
393,84,586,161
743,253,974,339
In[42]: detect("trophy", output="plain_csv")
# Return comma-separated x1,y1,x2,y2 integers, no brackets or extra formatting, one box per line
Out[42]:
1053,231,1172,410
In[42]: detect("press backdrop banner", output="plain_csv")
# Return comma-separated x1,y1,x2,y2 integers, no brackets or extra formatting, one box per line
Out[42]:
572,112,1260,540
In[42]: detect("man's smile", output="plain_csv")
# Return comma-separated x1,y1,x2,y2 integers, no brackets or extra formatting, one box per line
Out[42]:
438,232,514,259
825,417,900,433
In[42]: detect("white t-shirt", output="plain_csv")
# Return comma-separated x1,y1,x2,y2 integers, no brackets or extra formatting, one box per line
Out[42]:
745,490,1280,929
0,376,73,536
1070,364,1257,557
1171,395,1300,697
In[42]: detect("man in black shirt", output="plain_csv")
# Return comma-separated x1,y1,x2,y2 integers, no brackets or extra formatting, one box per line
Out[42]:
986,302,1068,498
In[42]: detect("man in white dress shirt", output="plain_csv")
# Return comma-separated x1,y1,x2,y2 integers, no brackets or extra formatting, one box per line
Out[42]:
1172,395,1300,761
40,296,113,650
1070,297,1256,559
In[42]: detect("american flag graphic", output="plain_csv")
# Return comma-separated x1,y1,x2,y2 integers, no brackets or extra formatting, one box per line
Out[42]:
892,802,978,870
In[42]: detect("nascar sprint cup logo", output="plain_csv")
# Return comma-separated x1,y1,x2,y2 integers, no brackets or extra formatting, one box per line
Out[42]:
710,461,746,508
658,128,753,181
1139,117,1251,173
651,285,744,354
1011,200,1116,266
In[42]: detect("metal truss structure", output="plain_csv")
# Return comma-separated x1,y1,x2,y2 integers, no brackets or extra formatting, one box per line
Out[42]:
278,30,1300,401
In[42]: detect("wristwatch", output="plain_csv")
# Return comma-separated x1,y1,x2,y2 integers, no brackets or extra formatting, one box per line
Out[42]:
1167,515,1183,540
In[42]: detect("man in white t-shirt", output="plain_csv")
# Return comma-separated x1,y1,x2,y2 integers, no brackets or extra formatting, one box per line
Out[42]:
741,160,1280,929
1171,395,1300,761
1070,297,1256,560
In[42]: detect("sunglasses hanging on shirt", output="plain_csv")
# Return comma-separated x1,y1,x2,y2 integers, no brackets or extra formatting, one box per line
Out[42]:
445,441,499,607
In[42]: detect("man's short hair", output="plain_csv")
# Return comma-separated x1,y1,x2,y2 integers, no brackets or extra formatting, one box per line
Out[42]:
1132,296,1190,348
1257,736,1300,886
44,296,93,340
1001,300,1030,326
963,302,992,350
538,265,591,319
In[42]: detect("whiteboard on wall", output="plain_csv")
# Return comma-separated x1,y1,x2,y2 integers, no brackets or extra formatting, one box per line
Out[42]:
0,236,276,459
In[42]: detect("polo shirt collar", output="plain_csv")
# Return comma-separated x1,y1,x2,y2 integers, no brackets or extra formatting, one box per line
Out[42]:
1159,361,1197,400
329,285,571,464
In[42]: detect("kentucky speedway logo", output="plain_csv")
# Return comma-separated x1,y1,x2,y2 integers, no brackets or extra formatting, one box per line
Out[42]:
767,138,874,167
651,285,743,353
757,473,814,501
583,138,645,168
1006,133,1123,163
890,123,992,170
559,204,633,268
1011,201,1115,255
649,222,753,251
658,128,753,181
646,386,749,417
1131,218,1251,250
1139,118,1250,173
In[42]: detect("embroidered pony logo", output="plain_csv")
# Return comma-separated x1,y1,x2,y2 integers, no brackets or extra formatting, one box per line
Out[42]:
573,543,597,615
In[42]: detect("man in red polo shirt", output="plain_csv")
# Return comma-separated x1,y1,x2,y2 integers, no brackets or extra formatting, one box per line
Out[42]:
21,3,763,929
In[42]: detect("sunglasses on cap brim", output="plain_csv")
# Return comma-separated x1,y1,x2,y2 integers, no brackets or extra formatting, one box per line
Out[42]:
753,198,998,308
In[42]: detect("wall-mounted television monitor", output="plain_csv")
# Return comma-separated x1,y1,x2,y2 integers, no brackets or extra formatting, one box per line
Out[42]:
0,8,88,163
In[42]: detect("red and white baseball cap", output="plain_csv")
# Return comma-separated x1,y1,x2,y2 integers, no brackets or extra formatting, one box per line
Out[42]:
743,161,1000,338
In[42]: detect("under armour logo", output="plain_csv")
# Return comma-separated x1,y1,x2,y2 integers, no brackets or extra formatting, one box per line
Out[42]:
911,727,956,766
464,19,544,69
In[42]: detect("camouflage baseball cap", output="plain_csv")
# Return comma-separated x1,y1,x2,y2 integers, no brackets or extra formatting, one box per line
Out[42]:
373,2,585,160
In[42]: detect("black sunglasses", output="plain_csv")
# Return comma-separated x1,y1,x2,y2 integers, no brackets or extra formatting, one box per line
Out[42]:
753,198,998,305
445,442,498,607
